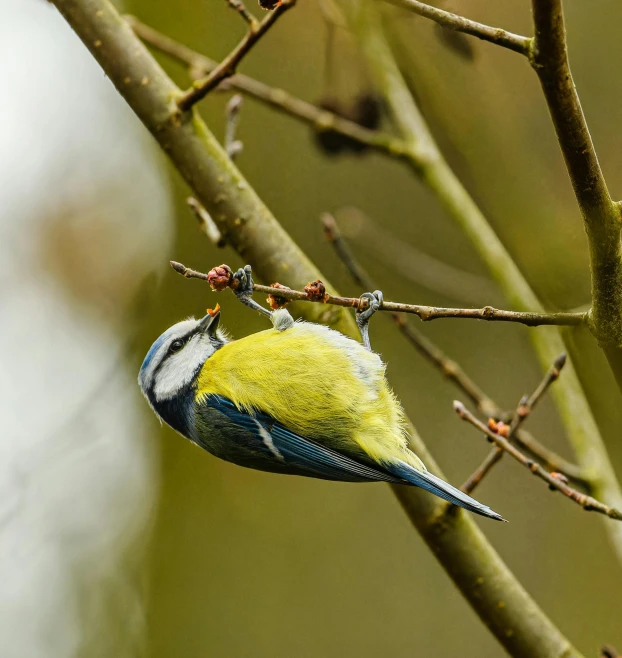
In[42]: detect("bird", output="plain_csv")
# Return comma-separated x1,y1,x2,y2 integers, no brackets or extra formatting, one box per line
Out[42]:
138,265,505,521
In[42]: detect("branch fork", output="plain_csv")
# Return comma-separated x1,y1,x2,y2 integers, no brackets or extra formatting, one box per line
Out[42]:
176,0,296,111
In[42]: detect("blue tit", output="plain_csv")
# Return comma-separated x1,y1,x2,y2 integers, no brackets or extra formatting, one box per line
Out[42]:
138,266,504,521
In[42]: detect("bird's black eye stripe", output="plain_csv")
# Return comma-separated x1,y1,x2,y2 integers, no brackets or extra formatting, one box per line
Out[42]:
169,338,185,354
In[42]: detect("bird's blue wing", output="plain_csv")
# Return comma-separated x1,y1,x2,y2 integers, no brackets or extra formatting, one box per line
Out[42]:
196,395,404,484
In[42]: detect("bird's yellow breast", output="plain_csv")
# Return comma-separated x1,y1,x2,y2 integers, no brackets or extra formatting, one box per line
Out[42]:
195,322,419,467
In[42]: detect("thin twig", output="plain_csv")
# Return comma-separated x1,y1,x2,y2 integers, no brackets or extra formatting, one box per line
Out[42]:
354,5,622,561
178,250,589,489
125,16,412,161
177,0,295,111
461,448,504,494
170,261,586,326
454,401,622,521
186,197,226,247
322,213,588,489
467,355,564,496
464,354,566,494
332,207,502,304
321,212,497,416
530,0,622,393
382,0,532,56
504,353,585,484
225,94,244,160
226,0,258,28
508,353,567,437
511,429,585,484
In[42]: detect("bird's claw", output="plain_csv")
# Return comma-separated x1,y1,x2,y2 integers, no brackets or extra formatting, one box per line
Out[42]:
356,290,383,351
232,264,272,319
356,290,383,325
232,265,254,299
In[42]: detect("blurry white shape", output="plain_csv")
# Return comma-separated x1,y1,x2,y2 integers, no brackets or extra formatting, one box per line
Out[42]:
0,1,173,657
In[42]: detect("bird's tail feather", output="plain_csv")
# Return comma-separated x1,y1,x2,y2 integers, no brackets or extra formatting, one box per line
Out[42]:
388,461,506,522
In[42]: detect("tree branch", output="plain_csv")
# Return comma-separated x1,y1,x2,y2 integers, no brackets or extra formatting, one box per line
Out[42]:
530,0,622,393
226,0,258,28
170,260,585,327
331,207,503,304
186,197,226,247
508,353,566,436
461,447,504,495
454,402,622,521
125,16,413,162
321,211,494,414
176,0,295,111
353,3,622,564
224,94,244,160
464,354,566,493
322,212,588,488
50,1,583,654
382,0,532,56
511,428,585,485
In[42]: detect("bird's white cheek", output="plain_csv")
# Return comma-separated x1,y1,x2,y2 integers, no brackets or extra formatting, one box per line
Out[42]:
153,341,215,401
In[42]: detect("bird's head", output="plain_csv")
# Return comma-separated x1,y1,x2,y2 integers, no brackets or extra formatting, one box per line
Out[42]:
138,310,226,412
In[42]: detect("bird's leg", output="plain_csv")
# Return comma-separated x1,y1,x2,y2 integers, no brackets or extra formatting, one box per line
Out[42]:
232,265,272,319
356,290,383,351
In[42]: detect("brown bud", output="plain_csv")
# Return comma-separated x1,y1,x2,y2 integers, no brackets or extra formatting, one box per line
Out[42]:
550,472,569,485
207,264,233,291
496,421,509,438
267,282,290,310
488,418,499,432
304,279,328,302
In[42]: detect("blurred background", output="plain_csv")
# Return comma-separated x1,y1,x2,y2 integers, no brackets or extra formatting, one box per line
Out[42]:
2,0,621,656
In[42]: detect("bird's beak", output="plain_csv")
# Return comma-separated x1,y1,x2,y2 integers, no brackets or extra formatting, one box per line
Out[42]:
198,309,220,337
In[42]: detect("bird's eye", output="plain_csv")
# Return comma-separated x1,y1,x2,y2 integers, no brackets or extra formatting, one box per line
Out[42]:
169,339,185,354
